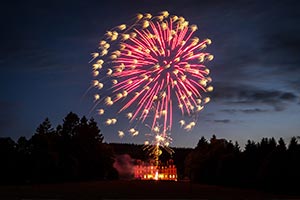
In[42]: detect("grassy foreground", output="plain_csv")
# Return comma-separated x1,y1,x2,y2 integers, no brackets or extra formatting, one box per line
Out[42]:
0,180,299,200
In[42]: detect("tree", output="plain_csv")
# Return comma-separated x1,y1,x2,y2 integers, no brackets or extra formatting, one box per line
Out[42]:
35,118,54,135
210,134,217,143
288,137,298,152
196,136,208,149
88,118,104,143
29,118,58,183
245,140,257,153
60,112,80,138
277,138,286,152
72,116,110,180
0,138,17,184
16,136,31,183
233,141,240,154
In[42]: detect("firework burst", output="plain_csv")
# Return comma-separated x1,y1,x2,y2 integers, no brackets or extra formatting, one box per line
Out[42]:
143,123,174,155
89,11,213,146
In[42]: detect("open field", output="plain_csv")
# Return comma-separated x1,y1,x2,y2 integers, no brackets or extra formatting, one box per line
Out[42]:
0,181,299,200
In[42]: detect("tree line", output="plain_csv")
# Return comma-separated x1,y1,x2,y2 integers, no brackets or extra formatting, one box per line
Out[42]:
185,135,300,194
0,112,299,194
0,112,117,184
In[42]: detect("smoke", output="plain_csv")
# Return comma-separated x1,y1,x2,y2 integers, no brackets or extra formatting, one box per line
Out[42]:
113,154,134,180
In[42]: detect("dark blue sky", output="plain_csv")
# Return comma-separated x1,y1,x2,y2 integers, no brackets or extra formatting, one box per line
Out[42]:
1,0,300,147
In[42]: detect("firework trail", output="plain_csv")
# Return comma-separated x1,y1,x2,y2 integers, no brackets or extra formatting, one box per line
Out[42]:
89,11,213,147
143,125,174,163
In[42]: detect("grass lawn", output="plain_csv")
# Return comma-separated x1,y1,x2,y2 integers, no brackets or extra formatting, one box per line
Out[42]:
0,180,299,200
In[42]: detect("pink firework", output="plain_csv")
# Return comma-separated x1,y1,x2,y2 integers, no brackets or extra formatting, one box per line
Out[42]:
90,11,213,141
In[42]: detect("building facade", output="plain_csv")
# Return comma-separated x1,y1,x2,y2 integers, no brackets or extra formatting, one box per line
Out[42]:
133,159,177,181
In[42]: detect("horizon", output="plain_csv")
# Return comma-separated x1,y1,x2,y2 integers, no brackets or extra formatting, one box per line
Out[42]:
2,113,297,150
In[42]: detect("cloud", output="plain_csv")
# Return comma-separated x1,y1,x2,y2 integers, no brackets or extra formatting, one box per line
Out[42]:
240,108,268,114
211,82,298,111
214,119,231,123
238,90,297,104
0,38,64,71
207,0,300,94
255,30,300,89
287,79,300,92
221,108,269,114
280,92,297,101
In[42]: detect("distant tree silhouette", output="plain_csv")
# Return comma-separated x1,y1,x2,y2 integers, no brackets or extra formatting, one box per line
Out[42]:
288,136,298,152
196,136,208,149
233,141,240,154
55,112,80,180
171,147,193,179
0,112,117,184
35,118,54,135
0,114,299,196
185,135,227,183
277,138,286,151
0,137,17,184
184,135,300,194
61,112,80,138
29,118,58,182
16,136,31,183
72,116,110,180
285,137,300,194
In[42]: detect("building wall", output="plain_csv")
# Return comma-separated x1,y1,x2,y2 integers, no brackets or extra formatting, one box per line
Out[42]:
133,160,177,181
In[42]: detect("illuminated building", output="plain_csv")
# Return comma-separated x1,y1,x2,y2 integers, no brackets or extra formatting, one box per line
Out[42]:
133,159,177,181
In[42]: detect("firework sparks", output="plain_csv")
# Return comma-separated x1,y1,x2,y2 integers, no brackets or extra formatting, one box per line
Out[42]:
89,11,213,143
143,122,174,156
143,123,174,166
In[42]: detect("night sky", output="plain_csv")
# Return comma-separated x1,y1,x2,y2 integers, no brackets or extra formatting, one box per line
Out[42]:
1,0,300,148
